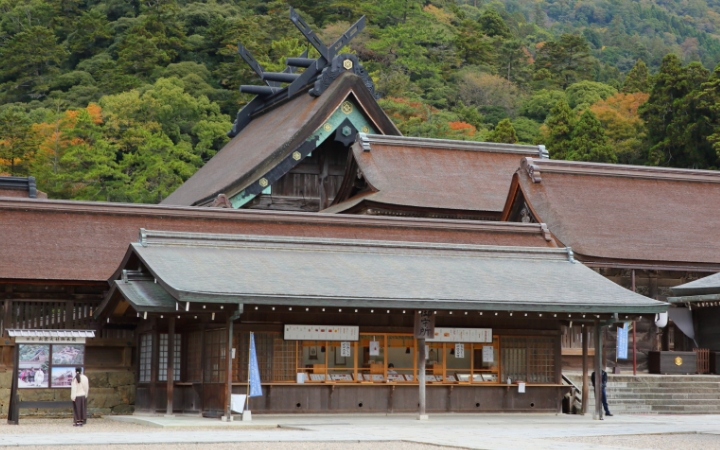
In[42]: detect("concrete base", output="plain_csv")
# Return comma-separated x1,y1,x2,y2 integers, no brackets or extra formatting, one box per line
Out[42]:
242,410,252,421
221,415,233,422
163,414,175,418
418,414,429,421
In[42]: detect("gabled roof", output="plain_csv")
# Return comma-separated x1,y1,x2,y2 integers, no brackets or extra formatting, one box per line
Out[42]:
162,73,399,207
503,158,720,271
670,272,720,296
323,134,547,218
0,197,555,282
105,229,666,314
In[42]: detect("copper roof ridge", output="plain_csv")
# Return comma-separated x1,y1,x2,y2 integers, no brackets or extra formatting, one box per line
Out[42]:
522,157,720,183
359,133,548,157
136,228,571,261
0,197,551,232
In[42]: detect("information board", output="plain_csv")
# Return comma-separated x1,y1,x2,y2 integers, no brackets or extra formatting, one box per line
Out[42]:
427,328,492,343
284,325,359,341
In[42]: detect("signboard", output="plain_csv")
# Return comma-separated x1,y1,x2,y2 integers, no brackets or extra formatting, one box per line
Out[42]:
284,325,359,341
427,328,492,343
17,343,85,389
414,310,435,339
340,342,352,357
482,346,494,363
617,323,629,360
454,343,465,359
369,340,380,356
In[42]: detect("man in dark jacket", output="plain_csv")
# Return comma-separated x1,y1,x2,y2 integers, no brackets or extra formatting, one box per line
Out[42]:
591,369,612,416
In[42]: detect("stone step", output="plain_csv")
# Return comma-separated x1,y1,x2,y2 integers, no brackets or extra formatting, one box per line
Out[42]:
606,388,720,394
609,399,720,406
609,392,720,400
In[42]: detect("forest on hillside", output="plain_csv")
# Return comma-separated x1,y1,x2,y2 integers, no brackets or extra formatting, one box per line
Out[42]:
1,0,720,203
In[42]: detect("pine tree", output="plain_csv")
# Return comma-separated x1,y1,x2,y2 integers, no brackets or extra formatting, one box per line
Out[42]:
488,119,518,144
640,54,714,167
622,59,651,93
567,110,617,163
478,9,512,38
543,100,575,160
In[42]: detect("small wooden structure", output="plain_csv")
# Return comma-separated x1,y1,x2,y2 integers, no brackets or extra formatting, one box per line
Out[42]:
94,229,665,418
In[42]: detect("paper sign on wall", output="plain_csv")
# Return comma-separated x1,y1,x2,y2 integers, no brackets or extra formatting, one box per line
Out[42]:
427,328,492,343
340,342,352,357
482,345,494,363
455,343,465,359
369,340,380,356
284,325,359,341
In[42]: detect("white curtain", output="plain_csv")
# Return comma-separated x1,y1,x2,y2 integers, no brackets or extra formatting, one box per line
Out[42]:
668,307,698,347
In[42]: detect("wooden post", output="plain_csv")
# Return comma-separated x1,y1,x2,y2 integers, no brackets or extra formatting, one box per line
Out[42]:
3,299,12,337
631,269,637,376
166,316,175,416
594,322,603,420
581,325,589,415
418,338,427,419
150,326,159,413
225,314,233,421
7,341,19,424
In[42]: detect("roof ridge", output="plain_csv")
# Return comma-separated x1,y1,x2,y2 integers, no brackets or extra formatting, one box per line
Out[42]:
137,228,570,261
522,157,720,183
359,133,548,157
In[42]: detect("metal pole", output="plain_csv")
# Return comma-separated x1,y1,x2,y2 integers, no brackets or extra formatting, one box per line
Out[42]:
165,316,175,416
581,325,589,415
418,338,427,420
594,322,603,420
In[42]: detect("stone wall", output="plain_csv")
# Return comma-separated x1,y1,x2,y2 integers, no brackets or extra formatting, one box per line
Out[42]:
0,370,135,418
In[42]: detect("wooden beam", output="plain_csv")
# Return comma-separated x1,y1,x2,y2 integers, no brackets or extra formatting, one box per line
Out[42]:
594,322,603,420
418,338,426,419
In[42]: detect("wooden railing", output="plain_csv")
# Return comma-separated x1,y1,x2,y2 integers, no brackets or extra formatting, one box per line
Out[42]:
695,348,710,374
2,299,97,336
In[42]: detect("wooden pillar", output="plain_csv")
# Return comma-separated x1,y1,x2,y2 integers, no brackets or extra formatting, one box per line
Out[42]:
3,299,12,337
418,338,427,419
631,270,637,376
225,314,233,420
7,342,19,424
65,300,74,330
594,322,603,420
150,326,159,412
166,316,175,416
581,325,589,415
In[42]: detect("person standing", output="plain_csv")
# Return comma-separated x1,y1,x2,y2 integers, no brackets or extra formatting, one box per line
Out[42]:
590,369,612,416
34,367,44,387
71,367,89,426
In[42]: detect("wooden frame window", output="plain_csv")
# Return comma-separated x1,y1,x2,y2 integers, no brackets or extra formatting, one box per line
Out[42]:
158,333,181,381
139,333,152,383
203,329,226,383
500,337,555,383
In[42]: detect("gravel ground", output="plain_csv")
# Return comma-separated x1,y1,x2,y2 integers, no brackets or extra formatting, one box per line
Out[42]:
0,418,184,434
553,433,720,450
10,443,456,450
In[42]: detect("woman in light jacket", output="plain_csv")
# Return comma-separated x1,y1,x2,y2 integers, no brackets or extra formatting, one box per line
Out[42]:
71,367,89,426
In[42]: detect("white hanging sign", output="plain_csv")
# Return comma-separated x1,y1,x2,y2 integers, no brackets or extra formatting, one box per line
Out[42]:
427,328,492,343
284,325,359,341
340,341,352,357
482,345,494,363
369,340,380,356
455,343,465,359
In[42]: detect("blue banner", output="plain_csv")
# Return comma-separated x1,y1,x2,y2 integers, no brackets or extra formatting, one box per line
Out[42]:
617,323,629,360
248,333,263,397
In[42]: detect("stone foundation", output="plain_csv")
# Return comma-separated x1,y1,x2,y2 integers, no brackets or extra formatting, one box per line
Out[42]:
0,370,135,418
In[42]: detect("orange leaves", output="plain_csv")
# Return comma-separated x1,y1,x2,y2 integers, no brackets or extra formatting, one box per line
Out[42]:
448,121,476,137
86,103,103,124
591,92,649,120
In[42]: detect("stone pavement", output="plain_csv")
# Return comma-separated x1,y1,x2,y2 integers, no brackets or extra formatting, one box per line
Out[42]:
2,413,720,449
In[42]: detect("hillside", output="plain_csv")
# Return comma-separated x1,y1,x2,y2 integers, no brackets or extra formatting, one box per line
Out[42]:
1,0,719,203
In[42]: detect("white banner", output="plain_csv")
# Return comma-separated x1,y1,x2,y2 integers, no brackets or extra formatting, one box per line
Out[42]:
284,325,359,341
427,328,492,343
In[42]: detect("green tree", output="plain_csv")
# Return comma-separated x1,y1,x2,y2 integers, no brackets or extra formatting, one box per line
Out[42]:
0,107,39,175
478,8,512,38
543,99,575,160
566,110,617,163
488,118,518,143
640,54,713,167
622,59,651,93
0,26,68,100
565,81,617,109
534,34,594,89
520,90,566,122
